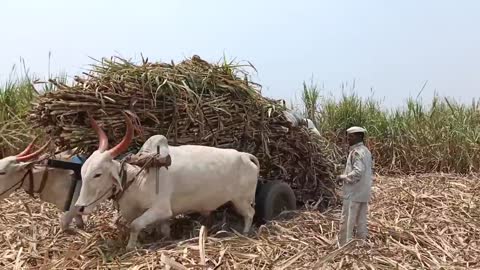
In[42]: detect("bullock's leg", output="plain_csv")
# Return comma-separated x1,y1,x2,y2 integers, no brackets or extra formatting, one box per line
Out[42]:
119,204,142,224
59,213,72,231
60,210,79,231
231,199,255,234
126,206,172,250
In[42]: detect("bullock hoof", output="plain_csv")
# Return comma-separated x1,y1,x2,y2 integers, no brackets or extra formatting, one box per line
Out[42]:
59,216,71,231
74,216,85,230
126,237,140,251
76,221,85,230
60,222,69,231
125,243,139,251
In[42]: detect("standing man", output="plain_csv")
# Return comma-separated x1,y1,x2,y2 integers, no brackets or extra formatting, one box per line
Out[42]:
337,126,373,247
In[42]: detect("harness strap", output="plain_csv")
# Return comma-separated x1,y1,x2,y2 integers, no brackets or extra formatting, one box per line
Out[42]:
110,154,153,203
24,167,50,197
26,169,35,196
111,159,131,203
120,158,128,189
37,168,50,194
0,171,28,197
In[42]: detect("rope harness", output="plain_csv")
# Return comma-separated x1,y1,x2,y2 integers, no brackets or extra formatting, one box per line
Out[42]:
0,166,50,198
83,153,160,211
110,154,158,202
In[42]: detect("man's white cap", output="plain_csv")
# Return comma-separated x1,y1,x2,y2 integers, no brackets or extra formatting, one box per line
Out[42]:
346,126,367,134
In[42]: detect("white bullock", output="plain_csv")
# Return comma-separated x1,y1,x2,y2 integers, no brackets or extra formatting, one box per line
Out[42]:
65,137,176,235
0,138,85,229
74,113,260,250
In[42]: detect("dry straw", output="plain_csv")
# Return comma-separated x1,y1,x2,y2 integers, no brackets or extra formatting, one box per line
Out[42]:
0,174,478,269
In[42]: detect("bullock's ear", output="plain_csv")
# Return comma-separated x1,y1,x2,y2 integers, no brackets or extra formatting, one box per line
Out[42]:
14,161,36,171
109,166,123,191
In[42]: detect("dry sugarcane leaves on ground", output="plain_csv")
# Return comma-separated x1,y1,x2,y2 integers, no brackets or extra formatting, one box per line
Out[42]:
29,55,341,206
0,173,478,269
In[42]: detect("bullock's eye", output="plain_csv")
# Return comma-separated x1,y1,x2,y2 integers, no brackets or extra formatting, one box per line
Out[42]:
93,173,102,178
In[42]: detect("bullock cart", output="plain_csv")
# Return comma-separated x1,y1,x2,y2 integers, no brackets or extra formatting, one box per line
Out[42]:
31,55,340,224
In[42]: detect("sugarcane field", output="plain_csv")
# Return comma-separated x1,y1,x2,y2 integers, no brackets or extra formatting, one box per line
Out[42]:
2,2,480,269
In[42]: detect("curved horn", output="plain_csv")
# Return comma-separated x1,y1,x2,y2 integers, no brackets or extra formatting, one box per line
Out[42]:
16,139,52,162
108,113,134,158
16,136,39,157
89,114,108,152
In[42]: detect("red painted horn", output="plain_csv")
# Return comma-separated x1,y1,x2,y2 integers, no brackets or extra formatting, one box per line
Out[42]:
16,139,52,162
89,114,109,152
16,136,39,157
108,113,134,158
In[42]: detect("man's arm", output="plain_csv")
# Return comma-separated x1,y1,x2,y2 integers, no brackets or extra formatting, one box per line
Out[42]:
343,151,365,184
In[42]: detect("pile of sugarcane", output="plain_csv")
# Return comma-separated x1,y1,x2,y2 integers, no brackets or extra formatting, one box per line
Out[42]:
29,55,341,205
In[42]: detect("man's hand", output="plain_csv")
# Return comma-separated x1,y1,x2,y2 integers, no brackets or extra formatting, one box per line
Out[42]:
336,174,347,185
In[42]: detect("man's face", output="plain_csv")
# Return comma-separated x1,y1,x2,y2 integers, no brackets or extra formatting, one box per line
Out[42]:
347,133,361,146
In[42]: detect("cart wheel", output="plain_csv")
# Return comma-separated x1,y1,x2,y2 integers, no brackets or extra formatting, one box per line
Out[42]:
255,181,296,223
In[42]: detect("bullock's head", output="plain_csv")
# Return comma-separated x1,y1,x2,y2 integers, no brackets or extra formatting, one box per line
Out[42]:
75,113,134,215
0,137,51,199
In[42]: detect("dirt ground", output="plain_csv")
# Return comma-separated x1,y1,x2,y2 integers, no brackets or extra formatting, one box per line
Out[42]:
0,174,478,269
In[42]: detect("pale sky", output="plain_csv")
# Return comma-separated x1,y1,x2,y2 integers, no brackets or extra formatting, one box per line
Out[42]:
1,0,479,108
